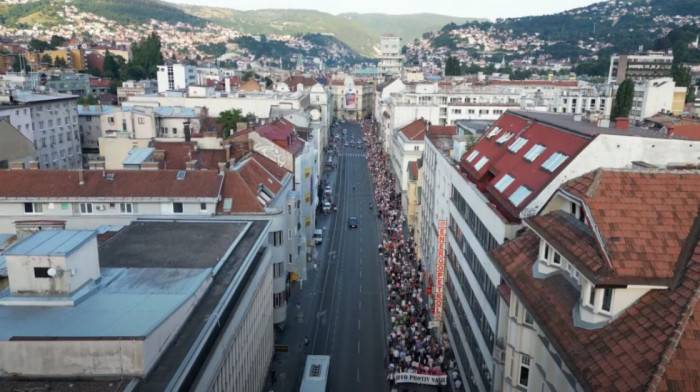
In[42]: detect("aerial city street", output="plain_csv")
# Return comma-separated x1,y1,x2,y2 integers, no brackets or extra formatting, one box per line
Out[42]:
0,0,699,391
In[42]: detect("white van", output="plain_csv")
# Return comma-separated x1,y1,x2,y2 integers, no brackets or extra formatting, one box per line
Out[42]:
313,229,323,244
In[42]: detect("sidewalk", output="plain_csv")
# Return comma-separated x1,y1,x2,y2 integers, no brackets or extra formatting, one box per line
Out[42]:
262,132,342,392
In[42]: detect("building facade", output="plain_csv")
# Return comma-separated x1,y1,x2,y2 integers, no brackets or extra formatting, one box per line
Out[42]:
378,34,404,78
157,64,197,92
608,52,674,84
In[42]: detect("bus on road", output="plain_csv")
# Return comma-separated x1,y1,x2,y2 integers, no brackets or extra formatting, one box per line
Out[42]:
299,355,330,392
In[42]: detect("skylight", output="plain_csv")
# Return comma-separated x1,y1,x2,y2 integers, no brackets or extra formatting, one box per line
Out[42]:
541,152,569,172
466,150,480,163
176,171,186,180
474,156,489,170
508,137,528,153
486,126,502,139
509,186,532,207
495,132,514,144
494,174,515,192
523,144,546,162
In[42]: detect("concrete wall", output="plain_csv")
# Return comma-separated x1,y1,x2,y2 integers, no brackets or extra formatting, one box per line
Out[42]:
98,136,151,169
0,339,144,376
124,94,309,118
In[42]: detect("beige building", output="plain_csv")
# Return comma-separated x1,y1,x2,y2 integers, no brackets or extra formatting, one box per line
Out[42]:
331,76,374,120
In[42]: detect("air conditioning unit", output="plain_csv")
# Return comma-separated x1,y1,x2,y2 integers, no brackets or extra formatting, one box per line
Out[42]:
492,345,505,364
95,204,107,211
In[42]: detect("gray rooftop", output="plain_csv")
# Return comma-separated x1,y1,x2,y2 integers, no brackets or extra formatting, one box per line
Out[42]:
122,147,155,165
0,267,210,340
510,110,673,139
3,230,95,257
98,220,248,269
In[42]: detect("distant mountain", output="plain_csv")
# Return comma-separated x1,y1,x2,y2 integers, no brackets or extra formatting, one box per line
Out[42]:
339,13,483,48
72,0,206,27
179,6,379,57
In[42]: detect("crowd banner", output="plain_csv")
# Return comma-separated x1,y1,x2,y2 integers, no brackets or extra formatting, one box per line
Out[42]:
394,373,448,386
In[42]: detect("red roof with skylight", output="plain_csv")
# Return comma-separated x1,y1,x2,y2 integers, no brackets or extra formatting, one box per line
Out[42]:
460,111,592,220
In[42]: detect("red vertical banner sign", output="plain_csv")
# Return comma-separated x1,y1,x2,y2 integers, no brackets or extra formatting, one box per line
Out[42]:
434,220,447,321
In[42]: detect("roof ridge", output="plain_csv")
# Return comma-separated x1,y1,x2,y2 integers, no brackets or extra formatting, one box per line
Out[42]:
585,168,604,198
647,286,700,391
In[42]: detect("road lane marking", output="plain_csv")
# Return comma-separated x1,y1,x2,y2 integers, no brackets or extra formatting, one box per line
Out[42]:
357,340,360,354
358,319,361,330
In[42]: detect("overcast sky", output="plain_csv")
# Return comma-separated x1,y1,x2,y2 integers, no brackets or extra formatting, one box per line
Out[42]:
164,0,602,21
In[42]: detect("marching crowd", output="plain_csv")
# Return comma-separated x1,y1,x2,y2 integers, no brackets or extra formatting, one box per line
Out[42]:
360,119,454,390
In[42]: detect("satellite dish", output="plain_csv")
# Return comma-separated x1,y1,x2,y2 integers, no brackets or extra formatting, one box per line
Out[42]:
47,268,57,277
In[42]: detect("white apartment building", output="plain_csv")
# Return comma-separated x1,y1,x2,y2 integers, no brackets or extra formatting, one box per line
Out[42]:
157,64,196,92
76,104,114,162
490,169,700,392
0,104,33,141
330,76,374,121
421,109,700,392
11,91,81,169
116,79,157,103
629,77,686,122
378,34,404,78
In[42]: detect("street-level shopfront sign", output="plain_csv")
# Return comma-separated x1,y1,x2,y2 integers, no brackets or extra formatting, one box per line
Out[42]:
433,220,447,321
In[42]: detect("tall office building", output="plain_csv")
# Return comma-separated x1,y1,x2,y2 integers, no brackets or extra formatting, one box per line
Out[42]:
378,34,404,78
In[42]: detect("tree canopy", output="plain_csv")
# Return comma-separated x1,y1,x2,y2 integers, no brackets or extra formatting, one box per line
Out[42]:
217,109,244,138
131,32,164,79
671,63,696,103
611,79,634,120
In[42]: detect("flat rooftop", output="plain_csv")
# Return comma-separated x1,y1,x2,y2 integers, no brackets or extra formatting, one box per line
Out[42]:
510,110,674,139
0,267,210,340
98,220,248,268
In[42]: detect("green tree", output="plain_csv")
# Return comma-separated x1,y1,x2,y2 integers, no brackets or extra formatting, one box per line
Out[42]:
11,56,30,73
54,57,67,69
29,38,51,52
445,56,462,76
103,50,120,79
671,63,696,103
611,79,634,120
131,32,164,79
50,35,66,48
217,109,244,138
242,70,255,82
40,53,52,67
77,94,98,105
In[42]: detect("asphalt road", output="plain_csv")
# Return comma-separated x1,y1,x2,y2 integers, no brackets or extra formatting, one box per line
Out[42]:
310,121,389,392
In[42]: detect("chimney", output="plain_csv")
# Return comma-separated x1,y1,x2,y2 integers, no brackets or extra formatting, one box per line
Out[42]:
225,143,231,163
153,150,166,162
229,158,236,169
10,162,25,170
218,162,227,175
615,117,629,131
78,169,84,186
225,78,231,93
186,160,197,171
28,161,39,170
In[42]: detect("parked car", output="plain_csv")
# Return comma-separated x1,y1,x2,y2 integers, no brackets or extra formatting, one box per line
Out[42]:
322,202,332,213
313,229,323,244
348,217,358,228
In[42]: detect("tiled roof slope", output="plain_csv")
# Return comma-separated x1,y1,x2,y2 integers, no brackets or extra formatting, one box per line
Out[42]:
490,230,700,391
460,111,592,219
250,152,289,180
562,169,700,283
217,155,288,214
152,141,228,171
0,170,222,199
400,119,427,141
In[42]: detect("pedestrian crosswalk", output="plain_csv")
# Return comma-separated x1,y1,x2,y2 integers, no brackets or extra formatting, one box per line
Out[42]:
340,153,366,157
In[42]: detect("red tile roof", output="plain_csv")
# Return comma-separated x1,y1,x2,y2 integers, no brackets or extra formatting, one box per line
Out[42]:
284,75,318,91
428,125,457,136
250,152,290,180
491,229,700,391
0,170,222,199
90,78,111,88
460,111,592,221
218,171,263,213
217,155,288,214
255,119,305,156
560,169,700,284
400,119,427,141
152,141,230,171
668,124,700,141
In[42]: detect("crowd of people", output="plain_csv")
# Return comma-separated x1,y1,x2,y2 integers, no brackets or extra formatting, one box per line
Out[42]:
360,119,453,389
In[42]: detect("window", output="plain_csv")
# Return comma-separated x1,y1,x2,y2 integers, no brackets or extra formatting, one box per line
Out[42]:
508,186,531,207
287,205,292,214
495,132,513,144
474,156,489,170
200,202,207,212
541,152,569,172
465,150,479,163
273,292,285,307
602,288,613,312
553,252,561,265
24,202,43,214
80,203,93,214
494,174,514,192
173,202,183,214
508,137,528,153
523,144,546,161
138,117,145,124
519,355,531,387
543,243,550,260
269,230,283,246
588,285,596,306
34,267,51,278
486,126,502,139
119,203,133,214
288,229,292,240
273,262,284,278
524,311,534,326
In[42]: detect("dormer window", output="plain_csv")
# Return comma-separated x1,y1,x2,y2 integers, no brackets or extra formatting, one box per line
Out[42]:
570,201,586,223
602,288,613,313
486,126,502,139
495,132,514,144
474,156,489,171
